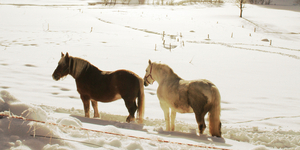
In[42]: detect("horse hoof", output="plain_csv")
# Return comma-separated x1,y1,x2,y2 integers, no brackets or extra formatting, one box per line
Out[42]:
126,116,135,123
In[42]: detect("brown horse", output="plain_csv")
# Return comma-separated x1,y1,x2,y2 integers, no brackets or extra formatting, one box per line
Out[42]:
144,60,221,137
52,52,145,123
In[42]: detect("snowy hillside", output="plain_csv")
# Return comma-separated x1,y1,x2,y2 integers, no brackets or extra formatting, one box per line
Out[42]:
0,0,300,149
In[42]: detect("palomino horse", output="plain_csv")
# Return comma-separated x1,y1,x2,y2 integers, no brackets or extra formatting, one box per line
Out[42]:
144,60,221,137
52,52,145,123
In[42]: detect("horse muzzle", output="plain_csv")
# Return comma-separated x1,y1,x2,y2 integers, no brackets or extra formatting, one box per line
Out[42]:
52,74,60,81
144,80,149,86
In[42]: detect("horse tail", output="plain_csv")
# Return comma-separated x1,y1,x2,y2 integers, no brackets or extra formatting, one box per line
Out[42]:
208,85,222,137
137,78,145,124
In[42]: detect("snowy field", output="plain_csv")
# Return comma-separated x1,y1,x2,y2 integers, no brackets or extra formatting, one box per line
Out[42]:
0,0,300,149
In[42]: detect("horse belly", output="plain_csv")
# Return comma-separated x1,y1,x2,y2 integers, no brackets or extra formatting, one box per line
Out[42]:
77,86,122,103
167,98,193,113
92,93,122,103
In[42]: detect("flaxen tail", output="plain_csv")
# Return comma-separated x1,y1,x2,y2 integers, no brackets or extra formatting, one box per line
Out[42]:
209,85,222,137
137,78,145,124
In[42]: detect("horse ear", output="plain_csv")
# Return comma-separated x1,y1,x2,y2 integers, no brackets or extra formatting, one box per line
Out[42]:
148,59,152,65
65,52,69,58
61,52,64,57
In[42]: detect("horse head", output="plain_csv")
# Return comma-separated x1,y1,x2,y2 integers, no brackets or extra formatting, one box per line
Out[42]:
52,52,70,81
143,60,155,86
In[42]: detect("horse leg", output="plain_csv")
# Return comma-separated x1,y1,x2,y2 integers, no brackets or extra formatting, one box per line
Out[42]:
188,91,208,135
124,98,137,123
195,112,206,135
91,100,99,118
170,108,176,131
80,95,90,118
160,101,170,131
191,105,207,135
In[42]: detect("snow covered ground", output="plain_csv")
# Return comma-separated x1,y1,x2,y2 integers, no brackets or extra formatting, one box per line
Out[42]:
0,0,300,149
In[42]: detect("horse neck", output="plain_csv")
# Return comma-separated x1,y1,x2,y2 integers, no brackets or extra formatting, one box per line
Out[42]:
69,57,90,79
153,64,181,84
